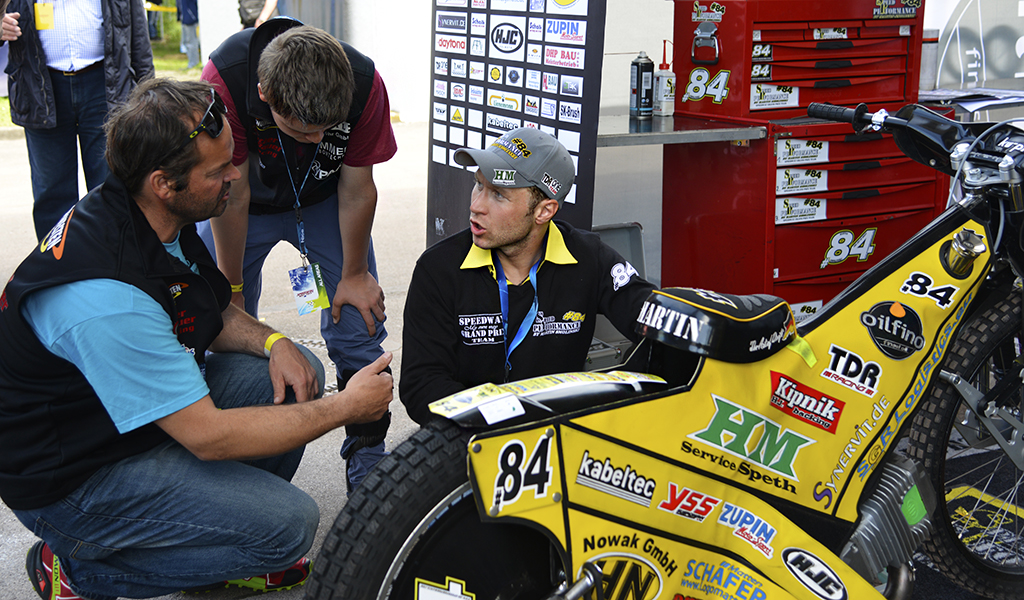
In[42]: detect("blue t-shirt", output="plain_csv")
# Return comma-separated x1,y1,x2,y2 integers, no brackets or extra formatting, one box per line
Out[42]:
21,236,211,434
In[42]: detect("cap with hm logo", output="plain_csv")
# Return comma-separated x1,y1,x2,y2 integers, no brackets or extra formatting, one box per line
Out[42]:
454,127,576,204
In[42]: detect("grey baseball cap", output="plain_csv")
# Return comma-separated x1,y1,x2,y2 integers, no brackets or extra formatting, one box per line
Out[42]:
454,128,576,204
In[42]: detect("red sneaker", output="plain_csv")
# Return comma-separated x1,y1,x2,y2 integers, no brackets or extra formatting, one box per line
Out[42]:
26,541,85,600
184,557,312,593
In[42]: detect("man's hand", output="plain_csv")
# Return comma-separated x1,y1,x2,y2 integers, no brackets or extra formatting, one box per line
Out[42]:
332,270,386,336
342,352,394,423
268,337,320,404
1,13,21,42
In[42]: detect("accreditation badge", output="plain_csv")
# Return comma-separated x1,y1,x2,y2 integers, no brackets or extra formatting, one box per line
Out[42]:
288,263,331,315
34,2,54,30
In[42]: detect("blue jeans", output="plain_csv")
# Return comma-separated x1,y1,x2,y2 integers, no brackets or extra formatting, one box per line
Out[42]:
24,66,109,240
197,194,388,375
13,348,327,600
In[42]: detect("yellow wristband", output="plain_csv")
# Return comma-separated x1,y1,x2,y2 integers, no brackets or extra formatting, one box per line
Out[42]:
264,332,287,357
230,282,244,293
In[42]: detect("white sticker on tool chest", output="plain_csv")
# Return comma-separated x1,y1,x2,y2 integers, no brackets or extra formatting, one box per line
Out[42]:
777,167,828,194
752,30,761,41
776,139,829,165
776,197,827,224
751,84,799,110
900,25,910,36
813,28,849,40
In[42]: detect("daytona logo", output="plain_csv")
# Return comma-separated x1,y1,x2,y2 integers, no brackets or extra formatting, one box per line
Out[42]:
770,372,844,433
577,450,657,507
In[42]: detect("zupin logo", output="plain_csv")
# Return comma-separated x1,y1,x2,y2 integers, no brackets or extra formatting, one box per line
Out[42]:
820,344,881,398
770,372,845,433
718,503,776,558
782,548,847,600
691,395,814,480
491,24,523,53
657,482,721,522
860,301,925,359
39,207,75,260
576,450,656,507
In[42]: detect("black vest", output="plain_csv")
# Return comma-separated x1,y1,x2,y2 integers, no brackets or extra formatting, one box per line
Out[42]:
0,175,231,510
209,19,376,214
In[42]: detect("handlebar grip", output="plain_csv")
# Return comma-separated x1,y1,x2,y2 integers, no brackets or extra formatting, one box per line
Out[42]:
807,102,859,123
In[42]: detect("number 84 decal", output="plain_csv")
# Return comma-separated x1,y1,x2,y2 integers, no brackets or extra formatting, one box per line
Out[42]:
492,432,553,512
820,228,876,269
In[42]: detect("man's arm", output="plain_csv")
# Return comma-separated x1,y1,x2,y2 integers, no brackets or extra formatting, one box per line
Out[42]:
332,163,385,336
209,160,250,308
157,352,393,461
211,302,318,404
398,261,466,425
596,241,657,342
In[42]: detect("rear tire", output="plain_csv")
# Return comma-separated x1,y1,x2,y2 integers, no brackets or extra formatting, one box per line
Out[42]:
909,291,1024,599
306,421,559,600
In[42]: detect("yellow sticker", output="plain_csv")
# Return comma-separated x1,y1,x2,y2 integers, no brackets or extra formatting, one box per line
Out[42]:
34,2,54,30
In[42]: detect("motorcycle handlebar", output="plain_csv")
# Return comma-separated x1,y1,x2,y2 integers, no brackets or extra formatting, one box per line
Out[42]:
807,102,861,123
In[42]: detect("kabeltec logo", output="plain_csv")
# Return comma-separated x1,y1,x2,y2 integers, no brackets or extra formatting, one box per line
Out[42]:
576,450,657,507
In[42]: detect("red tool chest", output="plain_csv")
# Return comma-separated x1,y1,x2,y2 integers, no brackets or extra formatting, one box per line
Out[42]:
659,0,938,319
661,119,949,321
675,0,925,120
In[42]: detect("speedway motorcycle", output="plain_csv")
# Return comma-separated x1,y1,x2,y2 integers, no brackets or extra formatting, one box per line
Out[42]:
307,102,1024,600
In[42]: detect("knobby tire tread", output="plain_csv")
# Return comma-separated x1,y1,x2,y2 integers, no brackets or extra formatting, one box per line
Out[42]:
305,421,469,600
909,291,1023,600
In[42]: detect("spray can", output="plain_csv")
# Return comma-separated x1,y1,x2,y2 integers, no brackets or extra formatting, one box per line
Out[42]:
653,40,675,117
630,51,654,119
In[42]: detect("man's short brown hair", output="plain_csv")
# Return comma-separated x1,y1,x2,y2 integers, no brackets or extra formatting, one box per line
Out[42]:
105,78,216,195
257,26,355,126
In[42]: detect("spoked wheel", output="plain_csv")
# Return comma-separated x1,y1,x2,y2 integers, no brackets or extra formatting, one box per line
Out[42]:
909,292,1024,599
305,421,563,600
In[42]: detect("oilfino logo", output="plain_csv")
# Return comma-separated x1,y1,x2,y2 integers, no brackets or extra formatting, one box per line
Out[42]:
860,301,925,360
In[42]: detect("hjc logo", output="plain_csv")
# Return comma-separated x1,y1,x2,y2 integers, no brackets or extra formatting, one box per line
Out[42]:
592,554,663,600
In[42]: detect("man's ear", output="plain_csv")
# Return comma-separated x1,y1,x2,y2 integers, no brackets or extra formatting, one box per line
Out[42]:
146,169,177,202
257,82,266,103
534,197,559,224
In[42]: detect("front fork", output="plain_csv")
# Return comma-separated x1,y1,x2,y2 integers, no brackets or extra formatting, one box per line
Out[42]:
940,368,1024,470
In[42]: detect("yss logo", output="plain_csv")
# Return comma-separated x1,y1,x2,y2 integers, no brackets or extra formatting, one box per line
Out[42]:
591,554,663,600
657,482,721,522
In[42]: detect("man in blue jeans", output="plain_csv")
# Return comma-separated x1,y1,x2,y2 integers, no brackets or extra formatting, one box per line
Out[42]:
1,0,153,240
200,20,396,493
0,78,394,600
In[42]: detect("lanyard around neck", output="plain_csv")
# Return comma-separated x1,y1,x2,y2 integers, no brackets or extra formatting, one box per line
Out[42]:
493,252,542,382
277,129,319,261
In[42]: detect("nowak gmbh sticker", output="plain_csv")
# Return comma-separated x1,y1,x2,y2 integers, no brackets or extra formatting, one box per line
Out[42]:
861,301,925,359
782,548,847,600
718,503,776,558
576,450,657,507
770,372,845,433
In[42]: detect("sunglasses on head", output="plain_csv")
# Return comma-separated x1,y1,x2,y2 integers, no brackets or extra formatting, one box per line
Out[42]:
158,89,227,167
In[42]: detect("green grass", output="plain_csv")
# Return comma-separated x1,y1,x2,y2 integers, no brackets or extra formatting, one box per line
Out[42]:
0,1,198,127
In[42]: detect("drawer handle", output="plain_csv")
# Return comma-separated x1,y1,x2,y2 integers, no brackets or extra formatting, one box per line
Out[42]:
844,132,884,143
814,79,852,88
844,161,882,171
816,40,854,50
842,189,881,199
815,60,853,69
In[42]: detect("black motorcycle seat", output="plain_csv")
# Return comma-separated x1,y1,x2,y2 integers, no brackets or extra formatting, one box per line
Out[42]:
636,287,796,363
